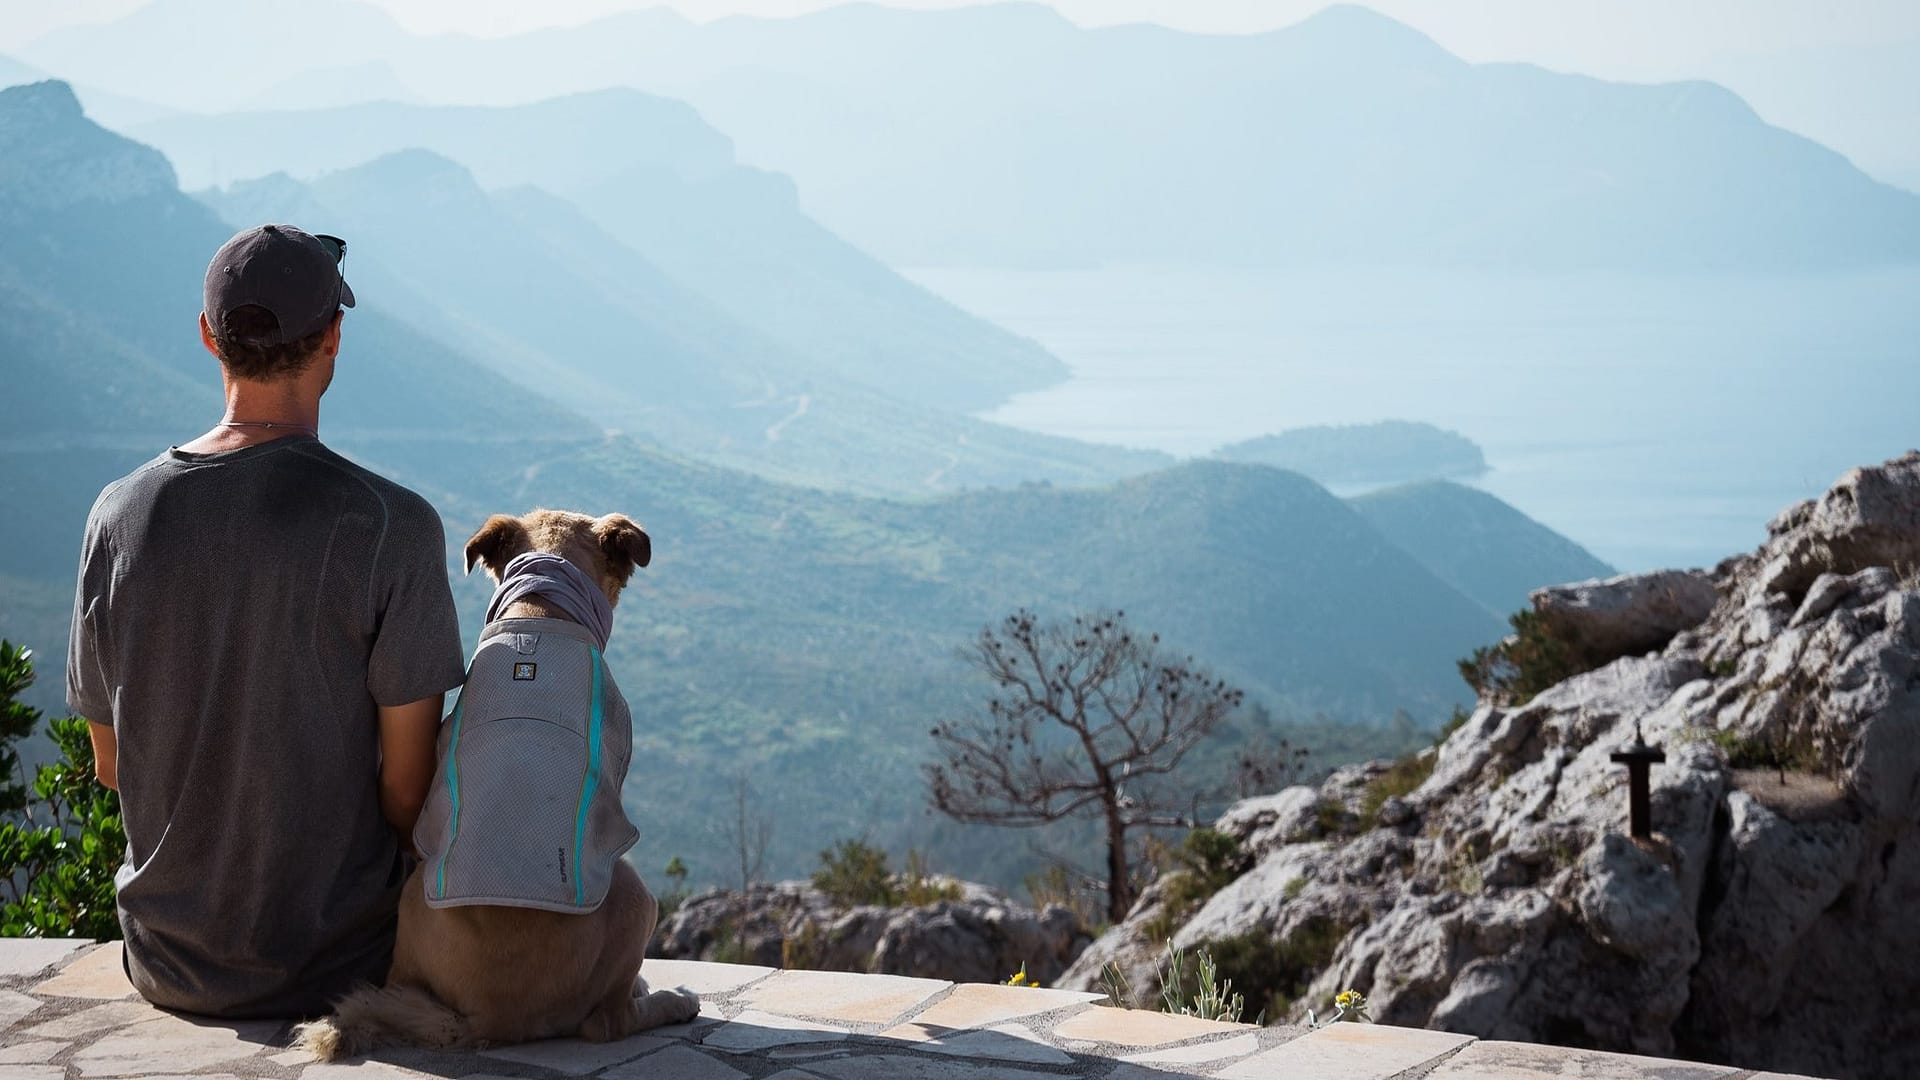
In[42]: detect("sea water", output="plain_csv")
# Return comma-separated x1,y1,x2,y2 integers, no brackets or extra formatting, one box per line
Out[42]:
908,264,1920,572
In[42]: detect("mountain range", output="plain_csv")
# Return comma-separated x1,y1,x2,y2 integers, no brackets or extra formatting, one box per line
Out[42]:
187,139,1162,494
0,80,1615,888
14,1,1920,271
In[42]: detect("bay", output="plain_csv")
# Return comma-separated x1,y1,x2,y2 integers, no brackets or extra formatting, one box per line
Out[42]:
908,264,1920,572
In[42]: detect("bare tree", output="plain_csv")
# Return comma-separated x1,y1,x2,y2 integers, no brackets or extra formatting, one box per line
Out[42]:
926,610,1244,922
723,772,773,895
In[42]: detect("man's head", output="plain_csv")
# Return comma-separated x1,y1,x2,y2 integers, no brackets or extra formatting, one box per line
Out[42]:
200,224,355,382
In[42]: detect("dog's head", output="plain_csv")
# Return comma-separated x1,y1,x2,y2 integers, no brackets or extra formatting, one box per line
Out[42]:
463,509,651,606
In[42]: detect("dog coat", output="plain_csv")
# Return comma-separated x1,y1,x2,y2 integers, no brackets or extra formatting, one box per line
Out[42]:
414,616,638,913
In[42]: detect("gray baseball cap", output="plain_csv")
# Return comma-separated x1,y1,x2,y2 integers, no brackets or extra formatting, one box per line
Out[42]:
203,224,355,345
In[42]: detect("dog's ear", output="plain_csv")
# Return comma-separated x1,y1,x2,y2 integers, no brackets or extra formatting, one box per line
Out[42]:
464,514,526,577
593,513,651,585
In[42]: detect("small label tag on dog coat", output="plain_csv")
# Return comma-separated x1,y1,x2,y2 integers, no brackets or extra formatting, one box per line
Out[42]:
513,662,537,681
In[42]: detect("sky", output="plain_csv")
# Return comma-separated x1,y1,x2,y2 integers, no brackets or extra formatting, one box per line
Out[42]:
4,0,1915,184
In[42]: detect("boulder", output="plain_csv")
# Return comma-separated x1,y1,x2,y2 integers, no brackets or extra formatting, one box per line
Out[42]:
1058,451,1920,1080
1530,568,1719,666
654,878,1092,986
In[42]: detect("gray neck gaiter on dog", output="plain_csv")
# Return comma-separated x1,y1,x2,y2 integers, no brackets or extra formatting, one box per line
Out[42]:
483,552,614,649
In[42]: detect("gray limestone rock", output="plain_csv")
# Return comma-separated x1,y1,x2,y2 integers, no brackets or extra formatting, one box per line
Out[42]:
1531,568,1720,666
655,878,1092,986
1058,451,1920,1080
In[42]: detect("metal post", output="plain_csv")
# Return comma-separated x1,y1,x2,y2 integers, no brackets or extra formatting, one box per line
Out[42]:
1610,720,1667,841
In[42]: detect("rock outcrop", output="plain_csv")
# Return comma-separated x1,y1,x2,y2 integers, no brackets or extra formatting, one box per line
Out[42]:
0,81,179,215
1060,451,1920,1080
1531,568,1719,667
654,879,1093,986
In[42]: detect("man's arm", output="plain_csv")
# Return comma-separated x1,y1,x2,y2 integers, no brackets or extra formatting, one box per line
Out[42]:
87,720,118,791
377,695,445,843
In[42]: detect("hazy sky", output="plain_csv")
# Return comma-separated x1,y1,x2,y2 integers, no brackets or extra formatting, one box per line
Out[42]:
5,0,1915,67
5,0,1915,182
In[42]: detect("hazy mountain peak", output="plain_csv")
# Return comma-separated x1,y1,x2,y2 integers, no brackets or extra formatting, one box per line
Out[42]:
1271,3,1455,62
0,78,82,123
313,147,487,207
0,80,178,212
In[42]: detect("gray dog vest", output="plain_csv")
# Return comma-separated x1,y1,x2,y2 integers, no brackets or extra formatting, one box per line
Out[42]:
415,617,637,913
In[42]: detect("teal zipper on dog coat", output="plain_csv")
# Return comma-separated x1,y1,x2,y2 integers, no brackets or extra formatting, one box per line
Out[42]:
416,617,637,913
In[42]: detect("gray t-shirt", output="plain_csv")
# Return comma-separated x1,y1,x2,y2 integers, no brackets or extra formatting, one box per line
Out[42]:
66,435,466,1018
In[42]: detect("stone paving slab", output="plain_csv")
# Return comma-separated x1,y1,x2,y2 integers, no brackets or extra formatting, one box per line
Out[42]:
0,938,1839,1080
702,1008,852,1053
477,1033,670,1073
1054,1004,1253,1047
1425,1039,1741,1078
0,989,46,1030
601,1043,749,1080
641,958,775,996
1121,1031,1262,1066
902,981,1104,1030
0,938,86,978
878,1020,1075,1065
31,941,133,1000
1216,1019,1474,1080
736,969,952,1025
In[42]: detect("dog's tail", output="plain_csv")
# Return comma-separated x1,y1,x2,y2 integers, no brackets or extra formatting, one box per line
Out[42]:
292,982,472,1061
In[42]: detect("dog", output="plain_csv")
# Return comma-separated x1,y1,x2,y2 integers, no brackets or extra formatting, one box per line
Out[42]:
296,509,699,1058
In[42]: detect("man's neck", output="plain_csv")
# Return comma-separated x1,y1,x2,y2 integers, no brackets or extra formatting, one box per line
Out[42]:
179,379,322,454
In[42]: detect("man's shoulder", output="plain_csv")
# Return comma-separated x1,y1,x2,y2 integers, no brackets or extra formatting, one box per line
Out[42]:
86,452,175,525
287,443,443,532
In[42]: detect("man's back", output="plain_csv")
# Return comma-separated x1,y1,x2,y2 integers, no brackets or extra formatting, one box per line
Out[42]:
68,435,464,1017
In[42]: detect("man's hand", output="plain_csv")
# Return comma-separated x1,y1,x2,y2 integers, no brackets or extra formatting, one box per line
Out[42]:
87,720,118,790
378,695,445,845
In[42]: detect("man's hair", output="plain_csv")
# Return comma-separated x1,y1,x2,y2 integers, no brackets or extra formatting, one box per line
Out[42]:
210,304,335,381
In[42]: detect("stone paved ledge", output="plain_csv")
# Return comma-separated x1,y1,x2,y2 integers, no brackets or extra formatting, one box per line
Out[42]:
0,939,1832,1079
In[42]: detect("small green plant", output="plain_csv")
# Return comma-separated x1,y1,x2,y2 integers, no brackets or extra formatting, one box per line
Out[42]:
781,919,825,970
1159,942,1248,1024
1099,959,1136,1008
709,923,757,966
1143,828,1244,940
897,848,962,907
1457,608,1585,705
1283,876,1307,900
0,643,125,940
658,855,691,919
812,838,895,907
1444,846,1484,896
1358,752,1435,828
1707,656,1738,679
1711,724,1823,781
1205,918,1353,1022
1306,988,1373,1026
1025,863,1107,933
1314,800,1347,837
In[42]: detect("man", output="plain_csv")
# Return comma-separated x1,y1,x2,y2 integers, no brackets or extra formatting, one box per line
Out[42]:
66,224,468,1018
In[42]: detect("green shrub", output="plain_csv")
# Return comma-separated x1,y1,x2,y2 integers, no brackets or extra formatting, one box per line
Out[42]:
1204,918,1354,1023
1159,943,1247,1023
1457,608,1583,705
812,838,895,907
0,642,125,940
1026,864,1107,934
1143,828,1244,941
1358,753,1435,828
897,849,962,907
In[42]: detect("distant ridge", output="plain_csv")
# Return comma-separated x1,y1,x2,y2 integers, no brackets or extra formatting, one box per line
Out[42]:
133,89,1070,414
1215,421,1487,486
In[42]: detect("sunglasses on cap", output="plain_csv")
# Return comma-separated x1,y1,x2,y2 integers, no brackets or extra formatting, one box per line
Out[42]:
316,234,347,267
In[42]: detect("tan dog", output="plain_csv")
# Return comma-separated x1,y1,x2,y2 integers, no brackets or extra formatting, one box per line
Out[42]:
296,510,698,1058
